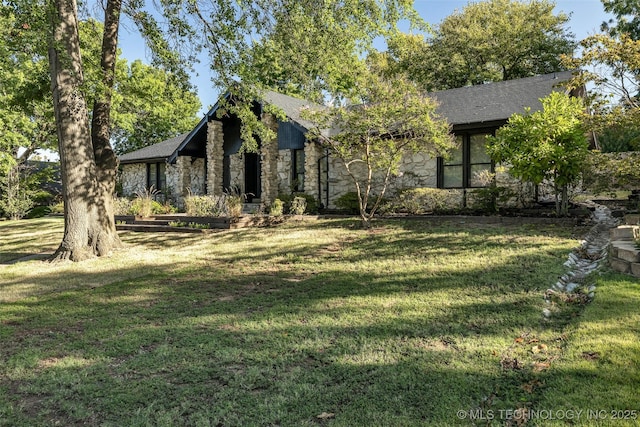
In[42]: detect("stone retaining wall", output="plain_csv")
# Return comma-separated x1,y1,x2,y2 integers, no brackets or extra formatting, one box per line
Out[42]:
609,214,640,278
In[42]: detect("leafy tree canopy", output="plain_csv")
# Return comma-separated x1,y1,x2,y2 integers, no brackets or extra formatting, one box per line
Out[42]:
111,60,201,154
382,0,575,91
563,32,640,151
0,12,201,161
487,92,589,215
601,0,640,40
123,0,422,151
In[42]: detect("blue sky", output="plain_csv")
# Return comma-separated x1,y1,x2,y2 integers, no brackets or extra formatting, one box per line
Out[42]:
116,0,612,113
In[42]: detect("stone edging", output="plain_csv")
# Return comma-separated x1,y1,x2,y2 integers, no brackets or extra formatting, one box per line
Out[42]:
543,205,619,317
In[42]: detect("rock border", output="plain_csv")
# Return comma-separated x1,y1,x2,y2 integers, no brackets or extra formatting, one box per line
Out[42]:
543,205,619,317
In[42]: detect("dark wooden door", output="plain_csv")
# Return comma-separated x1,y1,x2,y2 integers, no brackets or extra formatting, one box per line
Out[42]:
244,152,261,201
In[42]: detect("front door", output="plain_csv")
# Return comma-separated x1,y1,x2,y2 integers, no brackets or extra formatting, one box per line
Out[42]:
244,152,261,202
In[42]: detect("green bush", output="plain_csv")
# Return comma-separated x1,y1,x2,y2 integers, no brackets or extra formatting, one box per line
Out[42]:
25,205,51,219
50,201,64,214
335,192,362,214
270,199,284,217
290,196,307,215
226,194,243,218
467,186,514,213
185,194,227,217
277,192,319,214
583,152,640,197
385,188,457,214
113,197,133,216
335,192,390,215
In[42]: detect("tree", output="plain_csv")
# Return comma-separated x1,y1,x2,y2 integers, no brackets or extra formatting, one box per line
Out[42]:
45,0,121,260
383,0,575,91
487,92,589,216
601,0,640,40
6,0,419,261
563,32,640,152
112,60,201,154
303,71,454,228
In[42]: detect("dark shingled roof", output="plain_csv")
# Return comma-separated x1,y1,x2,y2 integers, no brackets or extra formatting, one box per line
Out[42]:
431,70,575,126
118,133,189,164
118,71,577,163
262,90,326,133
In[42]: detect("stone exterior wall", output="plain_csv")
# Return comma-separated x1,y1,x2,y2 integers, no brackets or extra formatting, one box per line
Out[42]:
260,113,279,207
277,149,292,195
120,163,146,197
174,156,190,205
322,150,442,209
165,162,181,204
397,154,438,189
120,162,184,205
304,143,323,205
190,158,206,196
228,154,244,193
207,120,224,196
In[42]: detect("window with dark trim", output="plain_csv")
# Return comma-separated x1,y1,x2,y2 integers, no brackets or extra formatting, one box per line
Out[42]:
439,132,493,188
292,149,305,191
147,162,166,191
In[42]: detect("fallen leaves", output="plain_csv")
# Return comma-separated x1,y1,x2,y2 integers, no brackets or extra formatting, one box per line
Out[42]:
316,412,335,420
531,344,548,354
581,351,600,360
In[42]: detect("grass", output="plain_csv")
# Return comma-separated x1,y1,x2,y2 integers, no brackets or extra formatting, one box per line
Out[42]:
0,216,638,426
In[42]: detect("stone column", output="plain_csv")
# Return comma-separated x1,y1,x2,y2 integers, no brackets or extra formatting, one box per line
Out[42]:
206,120,224,196
304,142,321,200
176,156,191,205
260,113,279,207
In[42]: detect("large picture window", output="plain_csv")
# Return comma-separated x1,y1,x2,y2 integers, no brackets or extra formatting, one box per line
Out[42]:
440,133,493,188
147,162,166,191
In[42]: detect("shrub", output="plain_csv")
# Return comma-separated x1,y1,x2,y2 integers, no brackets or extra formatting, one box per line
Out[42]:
185,194,227,217
132,187,161,218
583,152,640,197
113,197,133,216
25,205,51,219
50,201,64,214
226,194,243,218
466,171,514,213
335,192,361,214
270,199,284,217
276,192,318,214
290,196,307,215
386,188,458,214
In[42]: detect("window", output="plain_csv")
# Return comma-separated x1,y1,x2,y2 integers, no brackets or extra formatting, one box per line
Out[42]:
147,162,166,191
292,149,305,191
440,133,493,188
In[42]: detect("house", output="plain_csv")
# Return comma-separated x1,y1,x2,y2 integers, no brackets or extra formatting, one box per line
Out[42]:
118,71,578,210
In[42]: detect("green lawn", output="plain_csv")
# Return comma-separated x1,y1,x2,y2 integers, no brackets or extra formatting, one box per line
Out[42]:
0,216,638,426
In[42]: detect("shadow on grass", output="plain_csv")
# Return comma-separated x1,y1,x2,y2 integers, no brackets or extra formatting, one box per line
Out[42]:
0,218,588,426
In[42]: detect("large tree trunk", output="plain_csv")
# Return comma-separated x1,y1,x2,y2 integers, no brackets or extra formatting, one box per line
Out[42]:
48,0,119,261
90,0,123,255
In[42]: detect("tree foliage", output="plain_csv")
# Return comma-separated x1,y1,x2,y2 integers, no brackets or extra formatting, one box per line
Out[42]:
383,0,574,91
563,31,640,151
487,92,589,216
5,0,424,260
303,71,454,227
124,0,420,152
583,151,640,196
601,0,640,40
112,60,201,154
